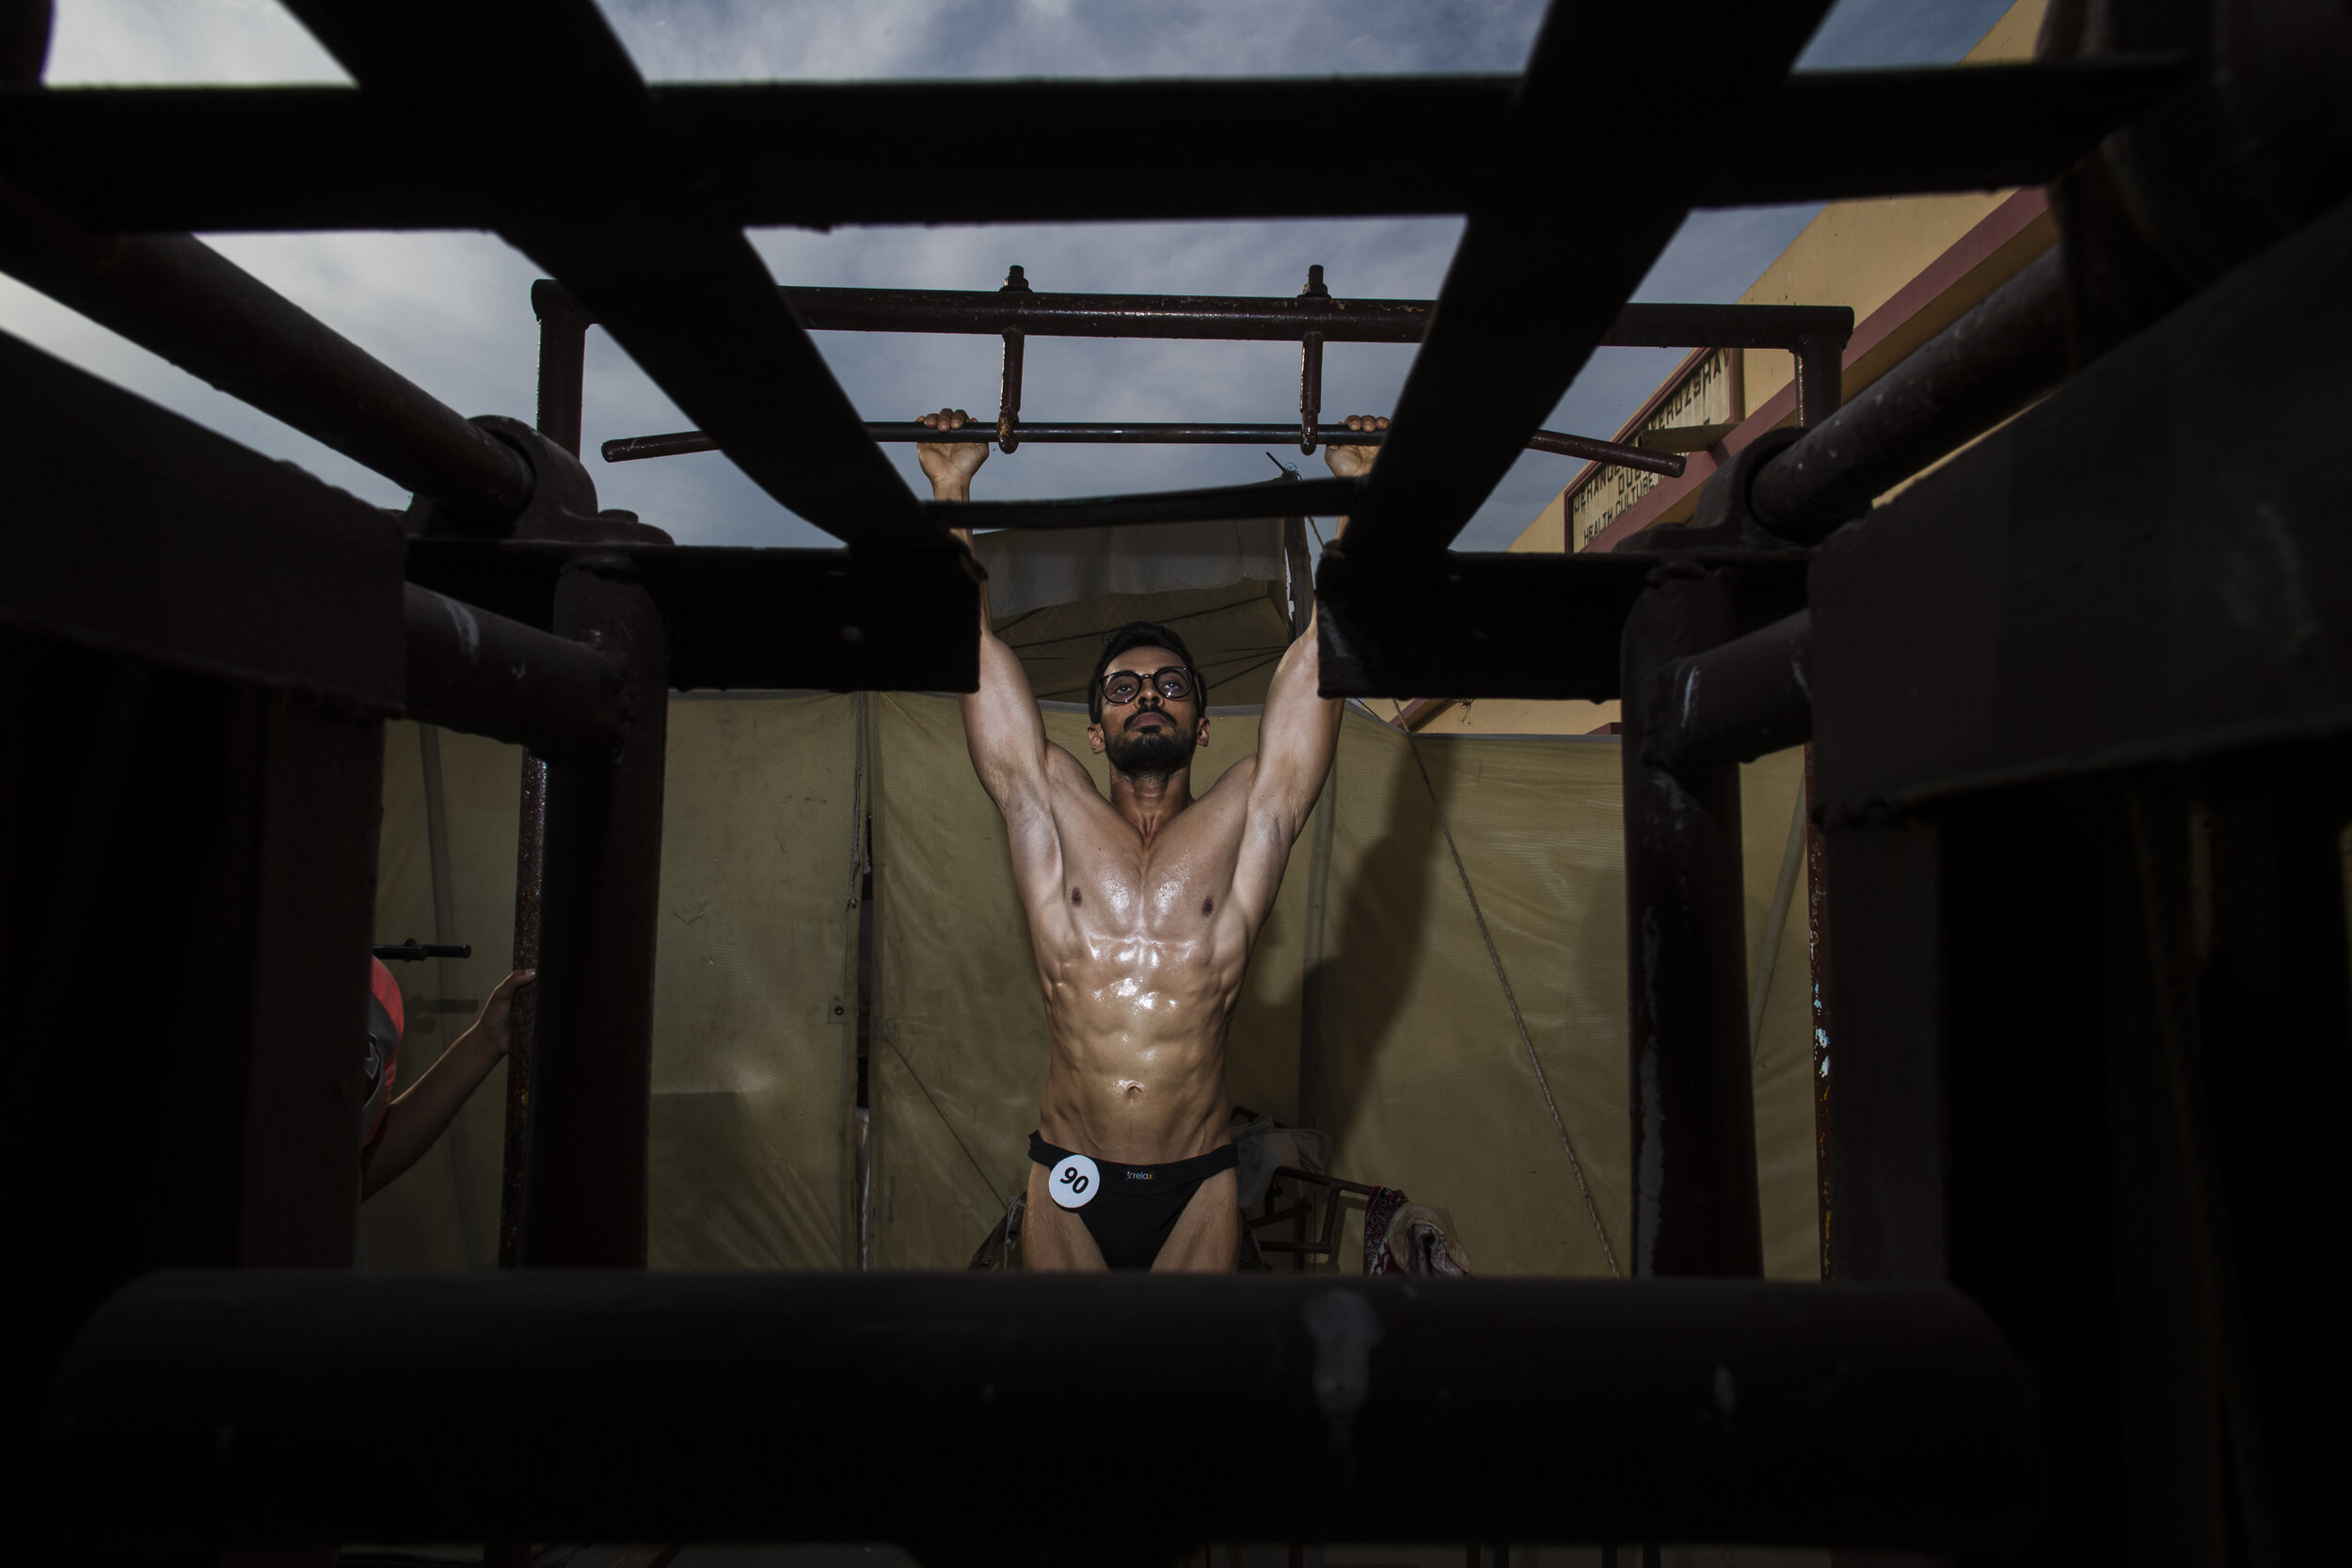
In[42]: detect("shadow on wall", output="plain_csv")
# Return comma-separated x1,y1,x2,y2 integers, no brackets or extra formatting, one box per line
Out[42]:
1307,724,1445,1184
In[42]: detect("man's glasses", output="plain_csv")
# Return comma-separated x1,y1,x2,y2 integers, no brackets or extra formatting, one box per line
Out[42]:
1100,667,1197,707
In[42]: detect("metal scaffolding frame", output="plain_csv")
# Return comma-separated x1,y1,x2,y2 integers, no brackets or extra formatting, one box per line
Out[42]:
4,1,2348,1563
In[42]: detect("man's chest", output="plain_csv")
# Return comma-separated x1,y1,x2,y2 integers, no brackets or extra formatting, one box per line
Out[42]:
1049,813,1244,945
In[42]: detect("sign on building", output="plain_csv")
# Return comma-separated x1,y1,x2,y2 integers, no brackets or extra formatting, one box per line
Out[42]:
1568,346,1742,549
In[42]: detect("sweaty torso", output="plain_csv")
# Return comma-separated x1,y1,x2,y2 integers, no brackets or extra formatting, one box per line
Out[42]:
1014,748,1275,1164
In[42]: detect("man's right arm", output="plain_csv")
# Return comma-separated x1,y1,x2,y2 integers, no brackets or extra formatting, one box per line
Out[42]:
921,411,1059,840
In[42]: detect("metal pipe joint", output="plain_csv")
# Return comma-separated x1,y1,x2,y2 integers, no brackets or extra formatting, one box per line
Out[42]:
1644,609,1814,773
403,584,623,758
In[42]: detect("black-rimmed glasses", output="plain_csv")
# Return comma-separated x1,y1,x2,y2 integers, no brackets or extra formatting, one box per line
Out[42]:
1100,667,1197,707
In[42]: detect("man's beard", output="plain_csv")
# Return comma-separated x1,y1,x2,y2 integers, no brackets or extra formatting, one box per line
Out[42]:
1104,723,1192,781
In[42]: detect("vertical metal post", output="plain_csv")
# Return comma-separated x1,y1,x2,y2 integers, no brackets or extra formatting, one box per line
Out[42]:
1793,328,1845,430
1619,563,1761,1278
997,264,1029,452
497,754,547,1270
510,552,669,1266
1299,264,1328,454
1805,742,1833,1280
531,280,590,459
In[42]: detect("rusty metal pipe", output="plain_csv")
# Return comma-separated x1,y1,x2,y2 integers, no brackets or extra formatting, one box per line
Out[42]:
402,585,620,758
1619,566,1762,1279
1749,248,2068,541
532,277,1851,353
516,553,668,1268
0,181,534,526
44,1271,2041,1552
1645,610,1813,772
604,421,1688,478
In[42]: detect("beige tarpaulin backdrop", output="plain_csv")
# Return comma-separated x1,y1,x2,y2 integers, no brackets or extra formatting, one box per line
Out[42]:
371,696,1816,1279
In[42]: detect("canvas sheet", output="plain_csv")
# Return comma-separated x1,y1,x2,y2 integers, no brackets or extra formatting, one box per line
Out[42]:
973,515,1288,620
370,694,1818,1280
366,696,862,1272
644,692,863,1270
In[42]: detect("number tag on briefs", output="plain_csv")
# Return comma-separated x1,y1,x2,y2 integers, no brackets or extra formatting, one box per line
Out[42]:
1049,1153,1100,1210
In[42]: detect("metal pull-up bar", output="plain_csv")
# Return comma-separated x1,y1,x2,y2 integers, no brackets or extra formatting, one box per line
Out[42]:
601,420,1690,479
543,266,1841,488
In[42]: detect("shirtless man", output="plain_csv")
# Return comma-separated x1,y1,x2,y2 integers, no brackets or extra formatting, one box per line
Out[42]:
920,408,1387,1271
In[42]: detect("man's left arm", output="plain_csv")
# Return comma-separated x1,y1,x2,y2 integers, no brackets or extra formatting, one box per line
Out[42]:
1232,413,1382,909
1244,613,1342,854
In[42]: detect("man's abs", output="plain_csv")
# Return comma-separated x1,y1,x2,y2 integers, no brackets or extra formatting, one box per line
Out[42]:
1032,936,1240,1165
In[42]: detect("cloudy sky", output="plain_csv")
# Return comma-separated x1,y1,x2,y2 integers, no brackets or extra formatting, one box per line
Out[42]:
8,0,2014,550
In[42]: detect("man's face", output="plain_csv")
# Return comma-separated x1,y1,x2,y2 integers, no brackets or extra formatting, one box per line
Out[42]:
1089,644,1208,777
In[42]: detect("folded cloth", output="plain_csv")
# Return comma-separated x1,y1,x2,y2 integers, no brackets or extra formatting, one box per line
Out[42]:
1361,1187,1409,1275
1229,1108,1333,1212
1386,1201,1473,1277
1363,1189,1473,1276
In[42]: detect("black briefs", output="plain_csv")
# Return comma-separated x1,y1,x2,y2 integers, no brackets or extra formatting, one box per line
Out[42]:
1029,1132,1238,1271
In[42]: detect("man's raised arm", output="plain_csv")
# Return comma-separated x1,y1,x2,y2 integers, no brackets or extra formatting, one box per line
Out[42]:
1243,414,1384,847
921,410,1055,817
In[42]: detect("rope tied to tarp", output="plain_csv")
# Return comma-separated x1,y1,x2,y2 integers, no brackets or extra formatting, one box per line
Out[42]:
1400,725,1623,1279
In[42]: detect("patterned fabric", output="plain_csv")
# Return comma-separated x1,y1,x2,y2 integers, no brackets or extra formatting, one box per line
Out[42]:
1363,1188,1474,1277
1361,1187,1410,1275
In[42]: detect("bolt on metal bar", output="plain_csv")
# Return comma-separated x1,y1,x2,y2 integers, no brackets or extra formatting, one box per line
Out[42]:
1749,248,2068,542
0,180,534,527
995,263,1028,451
603,421,1688,478
1299,263,1329,452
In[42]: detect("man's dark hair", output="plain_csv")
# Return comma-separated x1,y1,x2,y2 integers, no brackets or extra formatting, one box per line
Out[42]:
1089,621,1208,722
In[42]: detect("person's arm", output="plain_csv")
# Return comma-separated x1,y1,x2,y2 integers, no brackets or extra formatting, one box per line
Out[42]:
361,968,533,1199
1233,416,1384,901
921,410,1061,840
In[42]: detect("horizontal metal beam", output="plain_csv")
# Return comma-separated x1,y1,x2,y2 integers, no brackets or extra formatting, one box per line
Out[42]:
1747,248,2070,542
1318,549,1648,701
757,287,1852,353
603,421,1689,479
278,0,938,552
0,177,533,526
1696,54,2191,207
1343,4,1837,556
0,61,2185,231
403,584,619,757
403,539,982,693
1809,194,2352,818
43,1272,2041,1554
1316,548,1807,701
1645,610,1813,771
0,325,404,712
937,475,1360,532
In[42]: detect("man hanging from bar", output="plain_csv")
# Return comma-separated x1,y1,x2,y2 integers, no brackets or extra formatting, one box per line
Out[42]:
921,406,1384,1271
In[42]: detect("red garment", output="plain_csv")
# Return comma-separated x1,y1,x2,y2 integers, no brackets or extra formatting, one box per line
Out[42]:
362,958,404,1148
